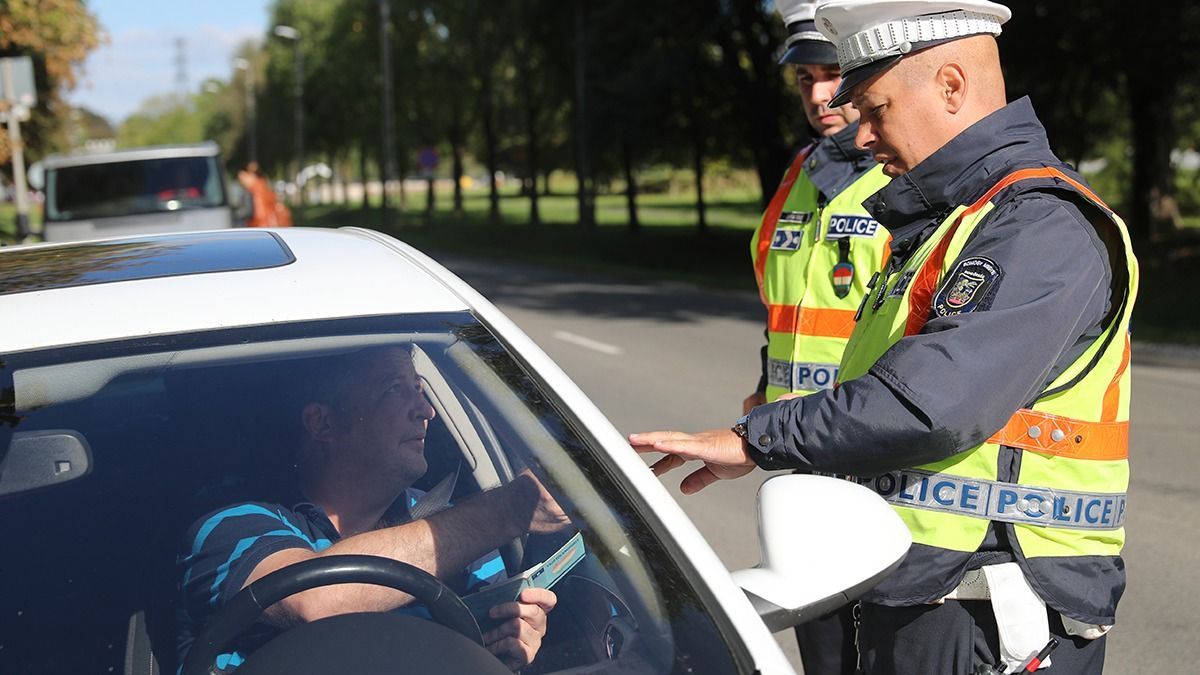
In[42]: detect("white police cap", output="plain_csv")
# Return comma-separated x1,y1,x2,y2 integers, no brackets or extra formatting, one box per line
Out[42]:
814,0,1012,106
775,0,838,66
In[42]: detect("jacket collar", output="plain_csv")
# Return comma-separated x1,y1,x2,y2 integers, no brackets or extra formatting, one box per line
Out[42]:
806,121,876,198
863,97,1054,237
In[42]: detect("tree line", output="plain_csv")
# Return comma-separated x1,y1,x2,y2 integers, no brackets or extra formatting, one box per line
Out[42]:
4,0,1200,247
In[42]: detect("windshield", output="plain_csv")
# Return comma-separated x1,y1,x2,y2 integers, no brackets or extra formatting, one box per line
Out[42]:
0,314,746,675
45,155,227,222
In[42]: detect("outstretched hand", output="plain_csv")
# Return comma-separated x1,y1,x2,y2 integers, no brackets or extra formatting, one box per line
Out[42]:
628,428,757,494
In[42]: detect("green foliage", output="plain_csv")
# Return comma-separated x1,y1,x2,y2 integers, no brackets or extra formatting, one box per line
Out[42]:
0,0,103,165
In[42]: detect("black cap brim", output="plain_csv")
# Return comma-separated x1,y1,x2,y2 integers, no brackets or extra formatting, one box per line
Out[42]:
829,55,903,108
779,40,838,66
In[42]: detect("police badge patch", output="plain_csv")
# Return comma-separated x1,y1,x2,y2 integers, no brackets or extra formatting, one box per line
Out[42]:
933,257,1004,317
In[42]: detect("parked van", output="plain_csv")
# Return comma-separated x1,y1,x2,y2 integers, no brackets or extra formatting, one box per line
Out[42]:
30,142,237,242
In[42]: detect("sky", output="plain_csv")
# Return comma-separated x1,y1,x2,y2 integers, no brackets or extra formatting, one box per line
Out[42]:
67,1,274,125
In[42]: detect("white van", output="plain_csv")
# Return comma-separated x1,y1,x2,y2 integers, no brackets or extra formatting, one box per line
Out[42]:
31,142,238,242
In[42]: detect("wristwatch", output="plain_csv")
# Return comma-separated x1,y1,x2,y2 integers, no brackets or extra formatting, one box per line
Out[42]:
731,414,750,439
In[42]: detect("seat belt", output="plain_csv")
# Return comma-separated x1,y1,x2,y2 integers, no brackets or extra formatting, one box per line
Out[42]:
409,463,460,520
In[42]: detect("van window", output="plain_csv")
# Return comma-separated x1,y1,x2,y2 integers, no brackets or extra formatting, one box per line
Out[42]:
46,155,226,222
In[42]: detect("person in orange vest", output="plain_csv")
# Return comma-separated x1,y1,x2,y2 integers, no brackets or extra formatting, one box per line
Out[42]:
633,1,1136,672
743,1,891,672
238,162,292,228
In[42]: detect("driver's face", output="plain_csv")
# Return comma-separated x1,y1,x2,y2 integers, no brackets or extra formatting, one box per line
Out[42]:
334,347,435,486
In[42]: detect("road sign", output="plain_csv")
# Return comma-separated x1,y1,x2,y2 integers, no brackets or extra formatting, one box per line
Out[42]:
0,56,37,107
418,146,439,172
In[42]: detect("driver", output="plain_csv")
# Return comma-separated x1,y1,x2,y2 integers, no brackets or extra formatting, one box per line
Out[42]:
176,345,570,671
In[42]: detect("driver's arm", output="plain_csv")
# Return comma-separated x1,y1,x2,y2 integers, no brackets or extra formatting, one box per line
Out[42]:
250,472,567,625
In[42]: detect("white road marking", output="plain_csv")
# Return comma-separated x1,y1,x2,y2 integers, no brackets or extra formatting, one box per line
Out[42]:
552,330,623,356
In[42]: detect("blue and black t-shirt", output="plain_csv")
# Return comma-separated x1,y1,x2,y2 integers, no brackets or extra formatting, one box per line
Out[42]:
176,488,505,670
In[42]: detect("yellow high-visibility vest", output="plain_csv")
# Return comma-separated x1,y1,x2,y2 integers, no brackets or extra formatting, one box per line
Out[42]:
751,149,891,401
839,168,1137,570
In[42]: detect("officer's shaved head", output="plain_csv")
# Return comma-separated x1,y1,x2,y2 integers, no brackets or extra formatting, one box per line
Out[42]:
850,35,1008,177
893,35,1006,126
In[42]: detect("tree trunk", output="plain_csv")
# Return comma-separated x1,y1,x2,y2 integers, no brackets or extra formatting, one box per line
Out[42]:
622,136,639,233
425,176,435,226
712,0,789,208
518,21,541,226
359,140,371,213
480,68,502,226
573,0,595,228
450,99,465,217
1124,4,1184,243
693,129,708,236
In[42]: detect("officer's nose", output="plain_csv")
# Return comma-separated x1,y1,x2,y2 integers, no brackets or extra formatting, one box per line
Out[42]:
855,121,875,151
812,79,837,108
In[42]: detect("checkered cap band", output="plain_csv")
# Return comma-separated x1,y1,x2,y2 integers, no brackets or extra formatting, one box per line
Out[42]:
837,10,1004,73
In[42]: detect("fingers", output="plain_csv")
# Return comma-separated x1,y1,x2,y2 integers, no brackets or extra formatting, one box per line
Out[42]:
629,431,689,452
680,466,723,495
484,595,553,670
517,587,557,613
650,454,686,476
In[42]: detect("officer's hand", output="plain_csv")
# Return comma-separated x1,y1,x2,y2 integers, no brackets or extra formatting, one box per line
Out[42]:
483,587,557,670
628,429,757,494
742,391,767,414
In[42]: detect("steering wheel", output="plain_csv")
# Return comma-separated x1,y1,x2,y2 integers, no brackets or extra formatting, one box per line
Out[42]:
180,555,487,675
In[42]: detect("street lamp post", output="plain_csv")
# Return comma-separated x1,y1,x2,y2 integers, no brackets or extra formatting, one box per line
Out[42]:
273,24,304,218
234,58,257,164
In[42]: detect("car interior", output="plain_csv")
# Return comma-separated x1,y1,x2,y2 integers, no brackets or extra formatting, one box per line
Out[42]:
0,320,743,675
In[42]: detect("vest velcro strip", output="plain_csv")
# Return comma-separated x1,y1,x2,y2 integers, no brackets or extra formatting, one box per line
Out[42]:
987,409,1128,460
755,147,812,303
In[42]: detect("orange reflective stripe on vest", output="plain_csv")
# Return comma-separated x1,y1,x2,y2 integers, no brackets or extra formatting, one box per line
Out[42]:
987,409,1128,460
904,168,1108,336
1102,334,1132,422
755,148,813,304
768,304,858,340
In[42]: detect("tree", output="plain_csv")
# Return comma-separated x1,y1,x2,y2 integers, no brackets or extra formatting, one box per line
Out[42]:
0,0,103,165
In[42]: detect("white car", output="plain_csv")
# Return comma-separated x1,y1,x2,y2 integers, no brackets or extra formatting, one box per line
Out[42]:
0,228,909,675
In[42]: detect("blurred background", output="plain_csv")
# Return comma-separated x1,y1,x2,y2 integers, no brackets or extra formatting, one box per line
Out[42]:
2,2,1199,672
0,1,1197,346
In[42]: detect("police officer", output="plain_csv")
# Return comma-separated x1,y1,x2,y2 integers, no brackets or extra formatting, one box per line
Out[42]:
632,1,1137,672
744,2,890,672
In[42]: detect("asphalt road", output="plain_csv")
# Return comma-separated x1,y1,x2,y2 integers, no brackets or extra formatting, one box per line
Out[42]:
437,253,1200,674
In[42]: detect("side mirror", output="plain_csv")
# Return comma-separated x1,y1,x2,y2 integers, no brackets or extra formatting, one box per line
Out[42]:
0,430,92,498
732,474,910,632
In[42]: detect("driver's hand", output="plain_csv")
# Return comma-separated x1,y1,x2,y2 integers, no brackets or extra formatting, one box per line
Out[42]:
483,587,557,670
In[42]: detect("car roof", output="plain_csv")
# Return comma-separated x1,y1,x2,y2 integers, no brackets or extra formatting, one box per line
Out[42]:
38,142,221,169
0,228,471,353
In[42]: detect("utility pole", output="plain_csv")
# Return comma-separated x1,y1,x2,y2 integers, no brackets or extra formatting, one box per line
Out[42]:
378,0,398,226
274,25,305,219
235,58,258,164
574,0,594,228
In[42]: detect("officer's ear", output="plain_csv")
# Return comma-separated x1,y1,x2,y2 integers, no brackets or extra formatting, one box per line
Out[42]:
301,402,337,441
936,61,968,114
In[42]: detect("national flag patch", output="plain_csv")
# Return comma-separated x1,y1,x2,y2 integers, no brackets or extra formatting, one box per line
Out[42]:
832,262,854,298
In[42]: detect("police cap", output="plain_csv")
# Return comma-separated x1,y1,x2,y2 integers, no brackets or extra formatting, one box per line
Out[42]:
775,0,838,66
814,0,1012,107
